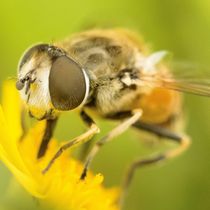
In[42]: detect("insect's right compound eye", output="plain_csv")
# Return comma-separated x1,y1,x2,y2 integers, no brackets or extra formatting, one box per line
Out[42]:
49,55,89,111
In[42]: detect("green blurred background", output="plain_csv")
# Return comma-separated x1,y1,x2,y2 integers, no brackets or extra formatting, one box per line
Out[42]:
1,0,210,210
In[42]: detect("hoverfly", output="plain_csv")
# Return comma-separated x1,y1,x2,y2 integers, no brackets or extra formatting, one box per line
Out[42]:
16,29,210,207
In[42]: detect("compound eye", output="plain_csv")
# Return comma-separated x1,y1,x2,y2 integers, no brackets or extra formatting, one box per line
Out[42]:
49,55,89,110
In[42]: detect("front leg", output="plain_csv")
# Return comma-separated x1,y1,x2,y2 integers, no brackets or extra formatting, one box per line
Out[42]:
42,110,100,174
37,118,58,158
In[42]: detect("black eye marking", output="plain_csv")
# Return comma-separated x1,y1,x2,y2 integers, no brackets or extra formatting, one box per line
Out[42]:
49,56,88,110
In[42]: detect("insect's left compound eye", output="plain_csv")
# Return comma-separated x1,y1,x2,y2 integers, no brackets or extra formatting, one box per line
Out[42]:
49,55,89,110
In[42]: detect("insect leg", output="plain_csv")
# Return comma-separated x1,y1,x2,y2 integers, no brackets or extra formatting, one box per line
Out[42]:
119,123,190,207
79,111,100,161
37,118,58,158
42,111,100,174
79,139,94,161
80,109,143,180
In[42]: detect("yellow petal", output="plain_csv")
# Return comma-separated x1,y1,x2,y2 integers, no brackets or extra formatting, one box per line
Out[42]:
0,106,26,170
2,80,22,140
0,81,119,210
0,106,44,197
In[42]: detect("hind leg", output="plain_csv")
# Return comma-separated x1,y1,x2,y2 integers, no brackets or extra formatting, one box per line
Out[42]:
119,122,190,207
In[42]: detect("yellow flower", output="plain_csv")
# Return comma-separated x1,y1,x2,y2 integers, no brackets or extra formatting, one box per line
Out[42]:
0,81,119,210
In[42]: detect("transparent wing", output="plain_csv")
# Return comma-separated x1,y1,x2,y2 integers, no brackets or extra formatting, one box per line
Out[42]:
140,55,210,97
157,77,210,97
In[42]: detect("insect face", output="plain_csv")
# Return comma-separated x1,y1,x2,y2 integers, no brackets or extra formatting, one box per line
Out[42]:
16,44,90,120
